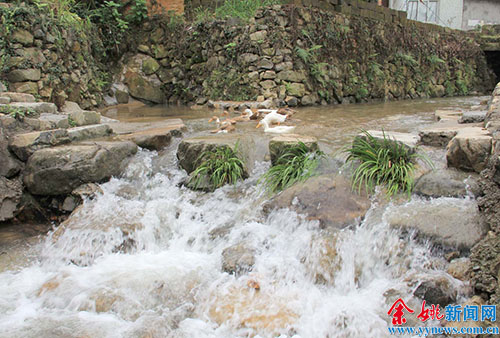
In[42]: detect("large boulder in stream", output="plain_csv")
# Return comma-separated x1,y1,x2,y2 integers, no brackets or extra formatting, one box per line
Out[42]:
177,134,261,175
414,168,481,198
263,174,371,229
23,141,138,195
385,197,487,250
446,127,492,173
268,134,318,165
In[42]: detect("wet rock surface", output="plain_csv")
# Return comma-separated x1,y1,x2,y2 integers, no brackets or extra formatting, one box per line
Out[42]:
446,128,492,173
263,174,371,229
414,168,480,198
221,242,256,275
413,276,457,307
23,141,137,195
177,134,258,175
268,134,318,165
386,198,486,250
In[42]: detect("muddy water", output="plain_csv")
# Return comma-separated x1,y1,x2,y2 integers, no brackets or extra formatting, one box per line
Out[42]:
102,96,487,152
0,97,486,338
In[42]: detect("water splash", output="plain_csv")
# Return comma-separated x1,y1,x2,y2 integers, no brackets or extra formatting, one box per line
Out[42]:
0,143,470,338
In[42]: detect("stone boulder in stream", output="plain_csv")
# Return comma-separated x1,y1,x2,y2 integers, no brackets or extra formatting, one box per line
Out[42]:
23,141,137,195
385,197,487,250
263,174,371,229
177,134,263,175
414,168,481,198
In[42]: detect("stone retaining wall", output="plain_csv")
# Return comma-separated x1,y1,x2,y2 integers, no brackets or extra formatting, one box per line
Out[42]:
0,2,106,109
115,5,495,106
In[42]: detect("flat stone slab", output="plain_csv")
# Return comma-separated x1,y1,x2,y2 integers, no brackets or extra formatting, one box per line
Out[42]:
114,118,186,150
39,113,70,129
419,127,458,147
6,102,57,115
446,127,492,173
68,124,113,142
362,130,420,149
0,97,11,104
459,111,487,124
434,109,462,122
112,118,186,136
24,141,138,195
9,129,70,161
386,197,487,250
69,110,101,126
0,92,36,102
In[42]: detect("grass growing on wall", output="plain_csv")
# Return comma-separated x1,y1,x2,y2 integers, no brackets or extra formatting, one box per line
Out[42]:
193,0,281,23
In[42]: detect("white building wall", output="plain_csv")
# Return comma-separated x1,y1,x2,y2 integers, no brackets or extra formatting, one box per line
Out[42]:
462,0,500,30
438,0,464,29
389,0,463,30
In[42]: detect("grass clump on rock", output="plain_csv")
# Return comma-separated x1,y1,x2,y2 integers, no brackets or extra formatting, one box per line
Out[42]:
261,142,325,193
344,130,432,197
189,143,246,191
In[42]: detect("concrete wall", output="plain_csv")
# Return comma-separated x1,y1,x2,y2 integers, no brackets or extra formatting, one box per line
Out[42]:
462,0,500,30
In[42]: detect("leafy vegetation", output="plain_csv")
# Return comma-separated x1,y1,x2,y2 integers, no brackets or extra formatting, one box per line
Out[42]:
343,130,433,197
260,142,325,193
0,105,36,121
67,115,77,127
189,143,246,191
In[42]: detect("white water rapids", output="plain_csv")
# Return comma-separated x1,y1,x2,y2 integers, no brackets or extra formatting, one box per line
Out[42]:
0,138,471,337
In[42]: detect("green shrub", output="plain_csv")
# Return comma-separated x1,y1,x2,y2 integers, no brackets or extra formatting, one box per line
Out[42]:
260,142,325,193
189,143,246,191
343,130,432,197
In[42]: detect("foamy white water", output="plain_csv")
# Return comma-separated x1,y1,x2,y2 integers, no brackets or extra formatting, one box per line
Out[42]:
0,139,470,338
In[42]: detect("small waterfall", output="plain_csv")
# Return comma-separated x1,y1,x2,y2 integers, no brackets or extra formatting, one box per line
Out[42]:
0,141,470,338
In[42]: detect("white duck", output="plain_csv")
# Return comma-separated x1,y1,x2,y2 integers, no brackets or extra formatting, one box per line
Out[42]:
256,119,295,133
259,111,288,126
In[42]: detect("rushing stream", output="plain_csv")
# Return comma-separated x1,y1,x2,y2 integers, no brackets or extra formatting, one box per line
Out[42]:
0,97,487,337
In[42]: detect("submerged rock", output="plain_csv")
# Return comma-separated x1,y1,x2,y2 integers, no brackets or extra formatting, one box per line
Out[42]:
386,197,487,250
23,141,137,195
263,174,371,229
221,242,256,275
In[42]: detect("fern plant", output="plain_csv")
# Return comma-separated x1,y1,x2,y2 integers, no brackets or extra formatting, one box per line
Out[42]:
260,142,324,193
189,143,246,191
343,130,433,197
